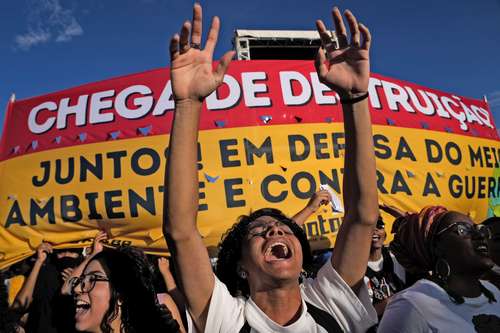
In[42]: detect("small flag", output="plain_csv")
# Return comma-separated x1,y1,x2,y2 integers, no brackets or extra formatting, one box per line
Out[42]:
260,115,272,124
78,133,87,142
204,173,220,183
109,130,121,140
214,120,226,128
137,125,153,136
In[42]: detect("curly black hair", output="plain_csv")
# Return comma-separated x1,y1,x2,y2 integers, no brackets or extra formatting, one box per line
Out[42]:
90,247,180,333
215,208,313,297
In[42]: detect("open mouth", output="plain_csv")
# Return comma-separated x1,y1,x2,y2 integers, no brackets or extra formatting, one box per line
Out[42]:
75,299,91,318
372,235,381,242
264,242,292,262
474,244,489,256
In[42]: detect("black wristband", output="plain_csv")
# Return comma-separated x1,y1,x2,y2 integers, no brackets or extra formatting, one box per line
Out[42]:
340,92,369,104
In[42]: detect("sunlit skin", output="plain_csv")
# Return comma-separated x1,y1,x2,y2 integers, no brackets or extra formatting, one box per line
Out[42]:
434,212,494,298
73,259,121,333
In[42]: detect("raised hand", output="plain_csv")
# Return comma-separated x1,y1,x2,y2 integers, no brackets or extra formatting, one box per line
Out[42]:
170,3,235,103
158,257,171,276
315,7,371,99
306,190,332,212
36,242,53,263
91,230,108,255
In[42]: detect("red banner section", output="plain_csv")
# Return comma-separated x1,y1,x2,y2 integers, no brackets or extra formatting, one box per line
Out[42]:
1,60,497,161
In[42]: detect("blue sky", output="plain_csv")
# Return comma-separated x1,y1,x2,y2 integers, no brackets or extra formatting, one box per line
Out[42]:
1,0,500,137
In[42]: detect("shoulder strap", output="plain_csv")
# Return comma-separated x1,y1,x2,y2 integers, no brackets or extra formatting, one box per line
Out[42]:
305,301,344,333
239,303,344,333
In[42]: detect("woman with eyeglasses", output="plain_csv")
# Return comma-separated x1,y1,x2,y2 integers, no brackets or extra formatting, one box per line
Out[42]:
378,206,500,332
70,245,181,333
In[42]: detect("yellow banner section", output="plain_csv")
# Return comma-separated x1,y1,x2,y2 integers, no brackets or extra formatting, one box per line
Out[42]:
1,123,499,268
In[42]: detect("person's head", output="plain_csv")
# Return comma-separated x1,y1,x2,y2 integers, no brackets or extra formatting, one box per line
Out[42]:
391,206,494,281
371,217,386,251
482,216,500,266
53,248,82,272
72,246,179,333
216,208,313,297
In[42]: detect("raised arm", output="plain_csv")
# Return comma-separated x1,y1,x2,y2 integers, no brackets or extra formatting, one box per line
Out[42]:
162,4,234,331
158,257,187,333
379,203,407,219
11,243,52,311
292,190,331,226
315,7,378,289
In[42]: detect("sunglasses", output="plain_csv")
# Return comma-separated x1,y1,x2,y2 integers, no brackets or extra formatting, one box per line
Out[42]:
436,222,492,240
71,273,109,295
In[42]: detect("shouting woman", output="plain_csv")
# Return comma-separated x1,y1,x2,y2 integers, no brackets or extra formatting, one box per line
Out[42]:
163,3,378,332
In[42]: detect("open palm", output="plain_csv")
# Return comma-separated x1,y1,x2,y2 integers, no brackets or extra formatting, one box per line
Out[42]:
170,4,234,102
315,8,371,99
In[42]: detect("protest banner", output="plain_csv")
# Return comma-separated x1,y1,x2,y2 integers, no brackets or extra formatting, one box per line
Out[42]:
1,60,498,268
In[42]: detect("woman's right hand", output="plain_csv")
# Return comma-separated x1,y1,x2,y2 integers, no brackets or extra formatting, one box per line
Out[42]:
36,242,53,263
91,230,108,255
169,3,234,104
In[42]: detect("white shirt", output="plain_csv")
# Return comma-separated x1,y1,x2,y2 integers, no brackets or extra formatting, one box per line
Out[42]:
378,279,500,333
199,260,377,333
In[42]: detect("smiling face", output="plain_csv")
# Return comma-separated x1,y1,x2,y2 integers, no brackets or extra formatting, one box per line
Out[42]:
73,259,117,333
435,212,494,276
239,215,303,292
371,225,386,250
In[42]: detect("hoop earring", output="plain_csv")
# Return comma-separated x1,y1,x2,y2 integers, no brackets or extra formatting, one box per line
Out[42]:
434,258,451,282
238,270,247,279
299,270,307,283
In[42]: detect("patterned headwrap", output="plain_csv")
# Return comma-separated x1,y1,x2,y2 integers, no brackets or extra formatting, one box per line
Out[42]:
390,206,449,276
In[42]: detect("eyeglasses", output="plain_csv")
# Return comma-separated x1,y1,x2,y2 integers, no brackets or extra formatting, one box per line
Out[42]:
436,222,492,240
71,273,109,295
247,220,294,239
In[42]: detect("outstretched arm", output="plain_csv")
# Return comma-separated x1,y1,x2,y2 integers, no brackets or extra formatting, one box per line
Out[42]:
379,203,407,219
292,190,331,226
158,257,187,333
315,7,378,289
11,243,52,311
162,4,234,331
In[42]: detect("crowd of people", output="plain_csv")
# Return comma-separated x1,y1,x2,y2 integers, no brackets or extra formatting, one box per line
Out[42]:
1,3,500,332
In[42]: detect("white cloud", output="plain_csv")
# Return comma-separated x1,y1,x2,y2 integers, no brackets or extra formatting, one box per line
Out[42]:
15,0,83,50
15,30,51,50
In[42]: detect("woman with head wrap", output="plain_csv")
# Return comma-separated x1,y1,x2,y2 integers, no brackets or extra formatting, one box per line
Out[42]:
378,206,500,332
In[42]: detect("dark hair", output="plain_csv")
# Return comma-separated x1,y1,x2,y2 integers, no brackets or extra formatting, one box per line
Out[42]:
90,247,180,333
215,208,313,297
481,216,500,227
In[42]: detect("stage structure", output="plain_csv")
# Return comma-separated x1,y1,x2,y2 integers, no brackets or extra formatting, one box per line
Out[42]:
233,30,337,60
